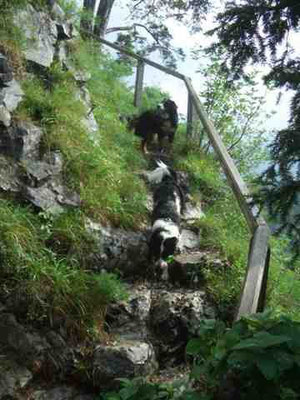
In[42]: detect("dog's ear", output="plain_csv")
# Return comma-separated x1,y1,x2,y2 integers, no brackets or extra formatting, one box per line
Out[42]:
169,169,178,182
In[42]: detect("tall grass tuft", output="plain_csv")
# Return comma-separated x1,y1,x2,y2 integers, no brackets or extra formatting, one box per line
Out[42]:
17,48,148,228
0,198,128,336
173,130,250,319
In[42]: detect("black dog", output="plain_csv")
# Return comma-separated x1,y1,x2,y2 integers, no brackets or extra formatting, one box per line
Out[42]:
130,99,178,154
148,161,184,279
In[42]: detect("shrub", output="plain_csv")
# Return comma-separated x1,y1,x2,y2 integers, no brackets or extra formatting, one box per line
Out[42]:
186,312,300,399
98,377,193,400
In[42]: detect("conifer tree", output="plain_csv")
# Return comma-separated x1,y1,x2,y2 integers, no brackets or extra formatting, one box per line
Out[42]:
209,0,300,257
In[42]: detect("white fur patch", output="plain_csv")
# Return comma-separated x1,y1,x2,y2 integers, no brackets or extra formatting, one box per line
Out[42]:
146,163,170,185
152,219,180,239
174,192,181,214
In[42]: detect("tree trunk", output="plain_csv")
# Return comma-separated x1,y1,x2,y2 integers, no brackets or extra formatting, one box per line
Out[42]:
80,0,96,38
94,0,115,38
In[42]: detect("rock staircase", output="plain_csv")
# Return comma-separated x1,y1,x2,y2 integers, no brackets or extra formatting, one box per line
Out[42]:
0,3,230,398
89,151,226,390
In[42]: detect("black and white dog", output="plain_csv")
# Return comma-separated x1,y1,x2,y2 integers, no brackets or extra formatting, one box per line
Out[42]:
148,161,184,280
129,99,178,154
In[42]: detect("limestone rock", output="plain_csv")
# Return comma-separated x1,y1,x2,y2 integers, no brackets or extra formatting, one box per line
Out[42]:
75,86,99,138
170,252,231,287
0,121,42,160
106,286,151,340
70,67,91,84
0,313,50,367
14,4,58,68
1,78,24,112
150,289,215,365
0,53,13,84
93,340,157,387
22,151,63,184
86,220,149,275
0,359,32,398
169,252,208,287
24,183,78,214
57,41,69,64
182,202,204,223
0,57,23,127
0,155,20,192
30,386,94,400
0,104,11,127
178,228,200,253
51,3,66,21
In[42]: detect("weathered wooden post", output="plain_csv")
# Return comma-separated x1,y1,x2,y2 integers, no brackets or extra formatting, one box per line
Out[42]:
134,60,145,109
235,226,271,320
186,92,194,137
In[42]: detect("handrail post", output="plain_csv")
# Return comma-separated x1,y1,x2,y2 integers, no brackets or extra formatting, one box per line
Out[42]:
187,92,194,137
134,60,145,108
235,224,271,320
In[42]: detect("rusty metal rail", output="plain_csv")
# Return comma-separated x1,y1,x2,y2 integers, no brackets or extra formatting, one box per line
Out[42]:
94,35,271,320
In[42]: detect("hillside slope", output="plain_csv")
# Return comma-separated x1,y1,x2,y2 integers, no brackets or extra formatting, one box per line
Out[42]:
2,2,300,399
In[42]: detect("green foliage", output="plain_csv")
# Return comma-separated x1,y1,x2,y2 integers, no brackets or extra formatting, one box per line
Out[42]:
0,0,27,75
267,236,300,320
98,377,194,400
209,0,300,259
57,0,79,18
18,44,148,228
209,1,299,79
194,53,270,178
140,86,170,113
174,143,223,200
173,131,249,318
0,198,127,334
98,313,300,400
45,209,96,267
187,312,300,399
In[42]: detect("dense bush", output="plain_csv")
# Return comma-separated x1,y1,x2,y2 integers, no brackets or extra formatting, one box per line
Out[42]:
187,312,300,399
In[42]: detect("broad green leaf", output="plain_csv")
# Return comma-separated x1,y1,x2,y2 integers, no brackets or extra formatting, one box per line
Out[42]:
186,338,204,355
294,355,300,367
231,339,261,351
232,332,290,351
224,331,241,348
273,350,294,372
157,391,170,398
256,356,278,380
228,350,257,364
190,364,207,379
253,332,291,348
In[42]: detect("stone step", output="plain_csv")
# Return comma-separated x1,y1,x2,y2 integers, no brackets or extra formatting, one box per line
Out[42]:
169,251,230,287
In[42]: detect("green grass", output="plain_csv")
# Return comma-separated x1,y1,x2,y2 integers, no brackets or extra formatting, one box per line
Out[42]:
267,237,300,320
174,130,300,321
0,198,128,335
17,47,148,228
173,131,250,319
1,13,146,335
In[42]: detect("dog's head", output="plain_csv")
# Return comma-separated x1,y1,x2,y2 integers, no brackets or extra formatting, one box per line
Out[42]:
146,160,177,185
163,99,177,111
162,99,178,128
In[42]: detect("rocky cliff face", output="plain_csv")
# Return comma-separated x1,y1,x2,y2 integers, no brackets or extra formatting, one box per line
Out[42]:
0,3,227,399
